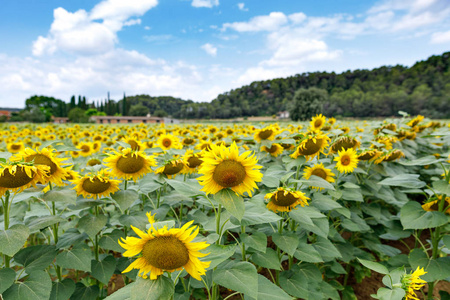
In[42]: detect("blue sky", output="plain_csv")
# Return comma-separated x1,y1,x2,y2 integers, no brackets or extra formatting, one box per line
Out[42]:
0,0,450,108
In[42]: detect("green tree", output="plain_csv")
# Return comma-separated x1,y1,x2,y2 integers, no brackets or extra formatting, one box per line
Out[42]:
289,87,327,121
129,104,150,116
68,108,89,123
21,108,47,123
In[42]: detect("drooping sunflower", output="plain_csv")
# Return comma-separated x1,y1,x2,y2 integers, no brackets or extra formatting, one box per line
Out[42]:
330,136,360,153
407,115,424,127
421,196,450,214
104,148,156,181
155,158,187,179
197,142,263,196
260,143,284,157
357,149,382,162
122,137,145,151
73,170,121,199
290,134,330,161
119,219,210,280
87,158,102,166
11,147,69,189
309,114,326,132
265,187,310,212
375,149,405,164
7,141,25,154
303,163,335,190
157,134,182,151
0,162,49,197
401,267,427,300
183,150,203,174
254,126,278,143
334,148,359,173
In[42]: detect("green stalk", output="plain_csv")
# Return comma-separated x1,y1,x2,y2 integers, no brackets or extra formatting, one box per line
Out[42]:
2,191,11,268
275,219,283,285
241,225,246,261
216,204,222,244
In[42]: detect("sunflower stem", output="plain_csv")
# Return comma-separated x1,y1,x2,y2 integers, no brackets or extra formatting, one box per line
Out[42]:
2,191,11,268
124,180,128,190
216,204,222,244
241,225,246,261
179,203,183,225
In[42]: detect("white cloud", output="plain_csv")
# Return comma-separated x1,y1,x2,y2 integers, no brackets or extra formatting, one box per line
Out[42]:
222,12,288,32
144,34,174,43
191,0,219,8
201,43,217,57
288,12,306,24
32,0,157,56
431,30,450,43
144,26,151,30
237,3,248,11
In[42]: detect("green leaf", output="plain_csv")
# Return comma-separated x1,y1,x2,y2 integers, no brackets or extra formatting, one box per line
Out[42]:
50,278,76,300
340,188,364,202
71,283,100,300
14,245,58,272
313,237,342,261
77,214,108,239
56,228,89,249
131,276,174,300
0,268,15,294
213,261,258,299
279,271,309,299
0,224,29,256
91,256,116,285
409,248,450,282
112,189,139,212
166,179,203,197
272,233,299,256
43,188,77,205
251,248,281,270
262,175,280,187
299,175,335,190
56,244,92,272
214,189,245,221
250,275,293,300
294,243,324,263
399,156,445,166
400,201,448,230
241,231,267,253
379,174,425,189
99,229,126,253
433,180,450,196
104,283,134,300
443,235,450,249
357,258,389,275
376,287,405,300
206,244,237,269
3,270,52,300
119,212,147,230
26,215,66,233
232,202,282,226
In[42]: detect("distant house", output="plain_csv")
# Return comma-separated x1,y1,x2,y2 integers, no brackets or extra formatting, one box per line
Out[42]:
89,116,178,124
52,117,69,124
278,111,290,119
0,110,11,119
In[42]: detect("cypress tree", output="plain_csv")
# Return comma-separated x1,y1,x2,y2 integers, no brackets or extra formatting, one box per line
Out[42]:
122,92,127,116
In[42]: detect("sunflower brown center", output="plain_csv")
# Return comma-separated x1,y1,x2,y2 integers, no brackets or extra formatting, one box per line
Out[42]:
25,154,58,175
299,138,324,155
163,163,184,175
0,166,35,188
82,177,111,194
87,159,102,166
10,144,22,150
142,236,190,270
128,140,139,151
81,145,90,153
258,129,273,140
213,160,246,188
311,168,328,180
271,191,298,206
266,145,278,153
116,154,145,174
314,120,323,128
341,155,351,166
162,138,172,148
332,138,356,152
183,138,194,145
187,157,203,168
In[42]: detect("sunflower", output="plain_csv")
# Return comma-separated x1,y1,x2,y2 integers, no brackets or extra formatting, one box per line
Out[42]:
183,150,203,174
303,163,335,190
265,187,310,212
309,114,326,132
195,140,213,152
7,141,25,153
290,134,330,161
11,147,70,190
421,196,450,214
157,134,182,151
401,267,427,300
87,158,102,166
197,142,263,196
254,126,278,143
77,142,95,157
334,148,359,173
0,162,49,197
155,159,187,179
260,143,284,157
330,136,360,153
357,149,382,162
407,115,424,127
182,137,196,147
104,148,156,181
375,149,405,164
123,137,145,151
119,219,210,280
73,170,120,199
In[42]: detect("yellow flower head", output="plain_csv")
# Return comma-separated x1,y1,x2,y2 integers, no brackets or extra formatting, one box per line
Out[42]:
119,219,210,281
290,134,330,161
334,148,359,173
155,158,188,179
0,162,50,197
183,150,203,174
254,126,278,143
197,142,263,196
260,143,284,157
309,114,326,132
401,267,427,300
157,134,182,151
104,148,156,181
265,187,310,212
73,169,121,199
303,163,335,190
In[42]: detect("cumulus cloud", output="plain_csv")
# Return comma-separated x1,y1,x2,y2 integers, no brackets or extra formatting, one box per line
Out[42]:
431,30,450,43
191,0,219,8
32,0,157,56
237,3,248,11
222,12,288,32
201,43,217,57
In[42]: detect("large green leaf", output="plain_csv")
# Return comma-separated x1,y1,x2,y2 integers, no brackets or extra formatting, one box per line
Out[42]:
399,156,445,166
251,248,281,270
0,268,15,294
77,214,108,239
408,248,450,282
112,190,139,212
131,276,174,300
433,180,450,196
56,244,92,272
206,244,237,269
313,237,342,261
443,235,450,249
279,271,310,299
43,189,77,205
119,212,148,230
379,174,425,189
49,279,76,300
250,275,293,300
71,283,99,300
214,189,245,221
56,228,89,249
26,215,66,233
231,202,281,226
294,243,323,263
91,256,116,285
375,287,405,300
241,231,267,253
213,261,258,299
99,229,126,253
400,201,448,230
0,224,29,256
2,270,52,300
357,258,389,275
14,245,58,272
166,179,203,197
272,232,299,256
298,175,335,190
104,283,134,300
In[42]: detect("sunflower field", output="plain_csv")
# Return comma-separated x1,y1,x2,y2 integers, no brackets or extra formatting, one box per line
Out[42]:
0,115,449,300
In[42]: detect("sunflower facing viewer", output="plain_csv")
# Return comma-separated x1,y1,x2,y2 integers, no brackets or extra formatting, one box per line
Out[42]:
265,187,310,212
334,148,359,173
303,163,335,190
104,148,156,181
197,142,262,196
73,170,120,199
